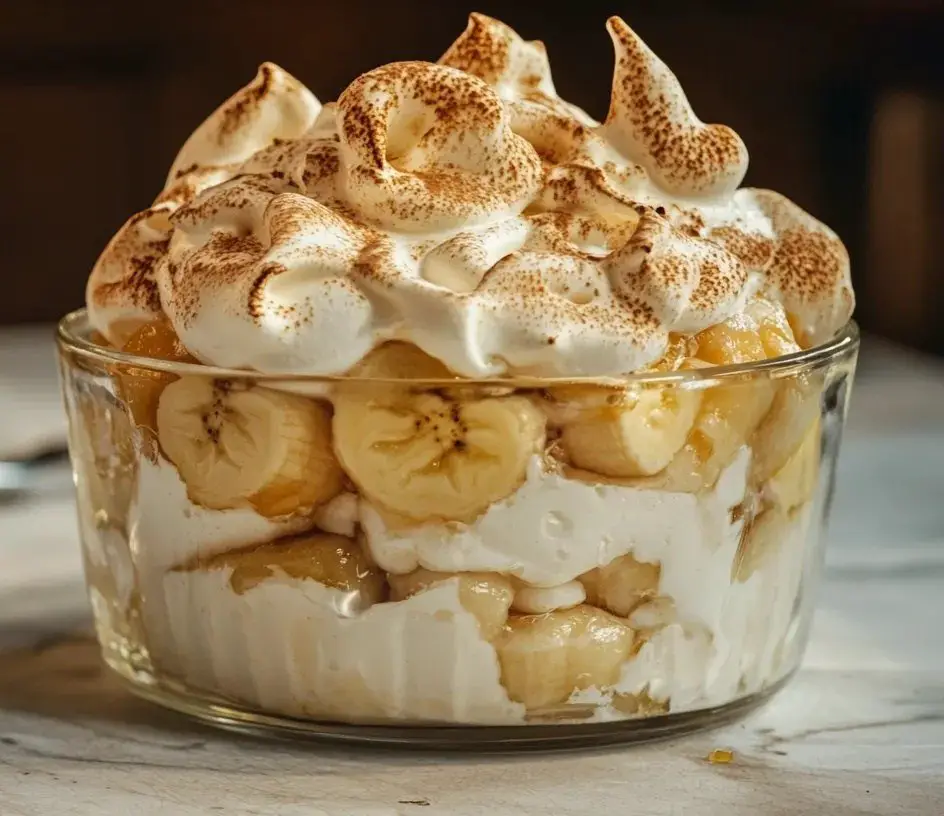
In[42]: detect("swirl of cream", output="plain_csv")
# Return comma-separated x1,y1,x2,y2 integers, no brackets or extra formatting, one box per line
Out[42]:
336,61,542,232
85,205,175,346
600,17,749,198
158,180,378,373
466,250,665,376
742,189,854,344
439,13,556,102
606,212,755,333
166,63,321,185
420,218,530,292
440,12,597,125
87,63,322,344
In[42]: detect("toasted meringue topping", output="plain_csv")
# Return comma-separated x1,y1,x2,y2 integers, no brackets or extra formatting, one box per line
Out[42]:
87,14,854,375
440,13,557,102
337,61,542,232
746,190,854,345
606,212,755,333
167,63,321,186
601,18,749,198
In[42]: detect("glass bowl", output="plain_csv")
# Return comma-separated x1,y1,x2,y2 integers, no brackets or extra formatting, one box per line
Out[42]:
56,309,858,749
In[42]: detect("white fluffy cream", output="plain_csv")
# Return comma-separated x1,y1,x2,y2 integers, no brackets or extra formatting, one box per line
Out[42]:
617,505,812,711
129,457,310,574
131,449,813,724
512,580,586,614
144,574,524,724
361,451,749,602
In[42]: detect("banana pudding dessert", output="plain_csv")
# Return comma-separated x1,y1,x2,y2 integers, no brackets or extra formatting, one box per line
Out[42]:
68,12,856,727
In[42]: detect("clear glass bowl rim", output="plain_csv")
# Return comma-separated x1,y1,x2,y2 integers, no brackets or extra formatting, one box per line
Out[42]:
57,308,859,387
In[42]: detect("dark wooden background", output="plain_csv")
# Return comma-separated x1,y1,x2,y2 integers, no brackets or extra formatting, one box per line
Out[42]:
3,0,942,355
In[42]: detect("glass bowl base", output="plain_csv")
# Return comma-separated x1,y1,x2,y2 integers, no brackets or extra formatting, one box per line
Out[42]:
107,656,793,752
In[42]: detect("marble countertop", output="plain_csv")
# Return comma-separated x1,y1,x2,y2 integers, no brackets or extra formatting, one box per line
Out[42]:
1,327,943,816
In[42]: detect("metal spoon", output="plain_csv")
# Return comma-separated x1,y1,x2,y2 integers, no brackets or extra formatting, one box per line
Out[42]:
0,447,74,503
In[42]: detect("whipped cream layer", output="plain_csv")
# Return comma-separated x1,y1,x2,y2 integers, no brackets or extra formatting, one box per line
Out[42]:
87,14,853,372
364,451,749,633
130,457,311,574
616,504,811,711
144,574,524,724
134,448,811,724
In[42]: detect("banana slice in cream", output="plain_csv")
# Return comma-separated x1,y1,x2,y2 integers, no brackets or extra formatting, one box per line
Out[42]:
333,343,546,523
561,384,702,478
388,568,514,640
495,605,635,710
157,377,343,516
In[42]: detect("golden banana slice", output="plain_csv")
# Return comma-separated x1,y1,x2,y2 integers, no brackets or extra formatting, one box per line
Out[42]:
579,554,661,617
388,568,514,640
694,316,767,366
177,531,386,610
157,377,343,516
116,319,197,460
746,297,802,358
118,320,197,431
495,605,635,710
333,345,546,523
560,385,703,478
351,341,453,379
765,419,821,511
629,302,801,491
751,375,823,483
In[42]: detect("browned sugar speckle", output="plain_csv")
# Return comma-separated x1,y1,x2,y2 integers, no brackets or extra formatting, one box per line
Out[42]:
605,17,747,195
509,99,592,164
439,12,511,86
709,226,775,272
607,212,748,324
173,163,199,180
477,250,660,351
218,63,276,142
169,232,264,328
773,228,846,301
751,190,850,313
338,60,542,227
91,207,172,313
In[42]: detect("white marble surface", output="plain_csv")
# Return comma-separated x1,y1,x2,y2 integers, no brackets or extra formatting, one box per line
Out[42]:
1,327,943,816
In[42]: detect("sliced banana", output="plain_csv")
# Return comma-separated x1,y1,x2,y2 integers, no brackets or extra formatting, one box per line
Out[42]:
765,419,820,511
178,531,386,610
746,297,802,358
751,375,823,483
694,313,768,365
539,383,627,428
387,568,513,640
647,333,698,372
351,341,454,379
579,554,661,617
333,345,546,523
560,384,702,478
660,356,775,490
118,319,197,438
157,377,343,517
495,605,636,710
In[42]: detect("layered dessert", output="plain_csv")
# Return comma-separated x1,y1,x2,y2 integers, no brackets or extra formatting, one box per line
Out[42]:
76,13,854,725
